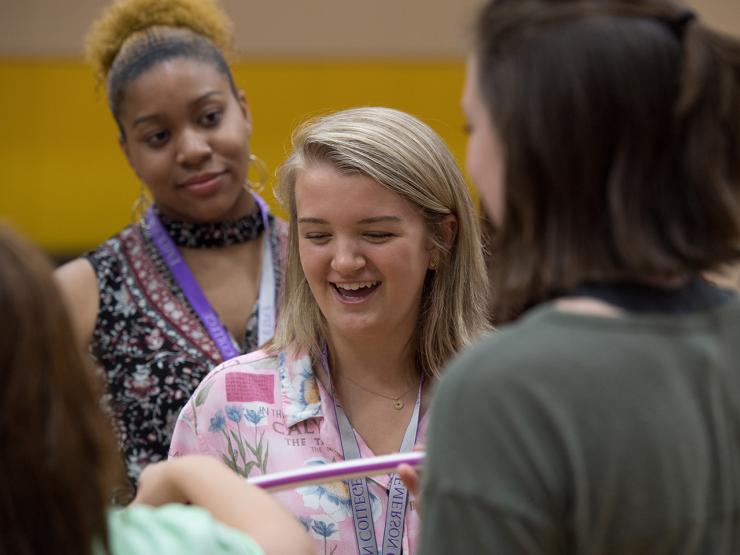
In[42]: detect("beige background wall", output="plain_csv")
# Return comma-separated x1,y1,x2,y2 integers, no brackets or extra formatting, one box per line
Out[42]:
1,0,484,58
3,0,737,58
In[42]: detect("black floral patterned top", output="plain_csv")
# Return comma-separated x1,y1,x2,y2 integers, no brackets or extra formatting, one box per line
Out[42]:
85,210,287,483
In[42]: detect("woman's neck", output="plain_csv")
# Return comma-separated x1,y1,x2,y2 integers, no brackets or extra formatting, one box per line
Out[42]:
326,332,418,391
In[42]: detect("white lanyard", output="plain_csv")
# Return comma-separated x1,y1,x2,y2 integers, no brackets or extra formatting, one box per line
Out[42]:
322,349,421,555
252,193,276,347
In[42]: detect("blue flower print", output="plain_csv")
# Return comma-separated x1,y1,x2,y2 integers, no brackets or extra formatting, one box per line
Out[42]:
216,406,269,478
225,405,242,424
244,408,265,425
208,410,226,433
308,515,340,555
311,520,337,538
298,460,352,522
299,516,313,532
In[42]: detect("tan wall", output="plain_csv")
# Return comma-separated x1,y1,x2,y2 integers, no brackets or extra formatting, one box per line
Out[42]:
1,0,484,58
4,0,734,59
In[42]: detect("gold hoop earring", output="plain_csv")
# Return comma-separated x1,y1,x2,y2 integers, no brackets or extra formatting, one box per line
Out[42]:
246,153,268,193
131,185,152,222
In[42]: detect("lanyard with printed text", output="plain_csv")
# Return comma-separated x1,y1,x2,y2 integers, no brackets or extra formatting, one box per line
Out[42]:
322,349,422,555
145,192,276,360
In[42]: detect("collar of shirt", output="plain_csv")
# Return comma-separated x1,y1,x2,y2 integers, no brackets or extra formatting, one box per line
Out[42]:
275,349,429,490
277,349,324,428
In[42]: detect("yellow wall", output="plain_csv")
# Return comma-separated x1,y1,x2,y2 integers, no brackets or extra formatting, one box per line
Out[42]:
0,60,468,254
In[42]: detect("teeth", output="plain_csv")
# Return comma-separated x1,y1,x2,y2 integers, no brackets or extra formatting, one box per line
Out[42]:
334,281,378,291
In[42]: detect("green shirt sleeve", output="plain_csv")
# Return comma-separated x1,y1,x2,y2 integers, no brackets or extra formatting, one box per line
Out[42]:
103,504,265,555
419,332,567,554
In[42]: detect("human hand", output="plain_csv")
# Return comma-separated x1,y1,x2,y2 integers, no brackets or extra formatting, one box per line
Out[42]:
398,444,424,512
398,463,421,498
133,460,184,507
132,455,314,554
132,455,218,507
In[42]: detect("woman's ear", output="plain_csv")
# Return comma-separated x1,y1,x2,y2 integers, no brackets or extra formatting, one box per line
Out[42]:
427,214,458,269
438,214,458,250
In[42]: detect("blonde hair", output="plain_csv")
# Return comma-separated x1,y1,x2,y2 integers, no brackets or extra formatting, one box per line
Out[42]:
271,107,491,378
85,0,236,128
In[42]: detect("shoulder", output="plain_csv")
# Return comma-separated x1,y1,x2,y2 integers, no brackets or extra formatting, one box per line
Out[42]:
442,307,573,387
105,505,264,555
431,304,623,437
55,257,99,347
85,223,142,264
56,256,97,290
197,348,315,397
186,349,282,407
214,349,282,376
425,309,582,512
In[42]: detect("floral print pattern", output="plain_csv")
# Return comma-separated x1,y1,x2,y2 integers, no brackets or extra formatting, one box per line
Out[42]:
86,215,286,484
170,349,426,554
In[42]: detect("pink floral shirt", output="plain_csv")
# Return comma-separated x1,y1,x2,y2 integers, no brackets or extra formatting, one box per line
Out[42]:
169,349,427,555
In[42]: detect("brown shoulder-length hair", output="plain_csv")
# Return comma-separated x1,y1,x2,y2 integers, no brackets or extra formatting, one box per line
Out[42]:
0,224,121,555
475,0,740,318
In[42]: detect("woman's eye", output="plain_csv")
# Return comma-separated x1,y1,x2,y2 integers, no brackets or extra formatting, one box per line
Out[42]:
304,233,331,243
364,232,393,242
146,130,170,147
200,110,223,127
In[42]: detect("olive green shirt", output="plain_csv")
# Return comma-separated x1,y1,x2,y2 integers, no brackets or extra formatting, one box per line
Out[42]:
421,299,740,554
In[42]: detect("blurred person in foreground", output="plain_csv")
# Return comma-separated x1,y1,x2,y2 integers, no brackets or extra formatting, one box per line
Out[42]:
0,223,312,555
416,0,740,552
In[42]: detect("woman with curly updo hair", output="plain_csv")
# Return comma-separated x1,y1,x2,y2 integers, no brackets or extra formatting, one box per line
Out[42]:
56,0,286,484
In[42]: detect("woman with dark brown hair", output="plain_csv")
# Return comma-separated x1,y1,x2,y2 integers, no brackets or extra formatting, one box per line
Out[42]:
417,0,740,553
0,223,312,555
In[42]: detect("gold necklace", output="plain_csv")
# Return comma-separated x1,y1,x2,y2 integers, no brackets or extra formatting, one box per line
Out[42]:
339,373,417,410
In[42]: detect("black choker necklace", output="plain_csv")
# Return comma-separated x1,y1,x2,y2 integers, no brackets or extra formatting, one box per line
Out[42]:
151,205,265,248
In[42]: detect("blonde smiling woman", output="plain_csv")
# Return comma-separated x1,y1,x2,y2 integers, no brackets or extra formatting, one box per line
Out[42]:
170,107,490,555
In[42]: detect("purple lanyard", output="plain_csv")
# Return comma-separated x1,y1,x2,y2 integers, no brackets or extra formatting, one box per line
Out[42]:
321,348,422,555
145,193,276,361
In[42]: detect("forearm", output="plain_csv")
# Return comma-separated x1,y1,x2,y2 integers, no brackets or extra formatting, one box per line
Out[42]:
138,456,314,555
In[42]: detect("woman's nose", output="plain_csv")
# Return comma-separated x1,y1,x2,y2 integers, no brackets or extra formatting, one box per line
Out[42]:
176,128,212,167
330,239,366,274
